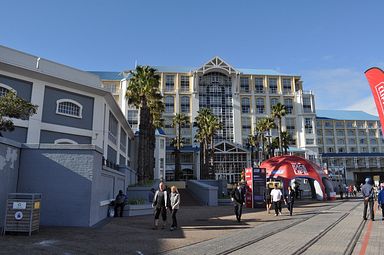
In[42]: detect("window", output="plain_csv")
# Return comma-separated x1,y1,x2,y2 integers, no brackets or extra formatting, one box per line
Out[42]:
284,98,293,114
305,118,313,134
241,97,251,114
326,138,334,144
108,112,118,144
317,138,323,144
269,78,278,94
335,122,344,128
282,78,291,94
370,138,377,145
303,97,312,113
165,75,175,91
256,98,265,114
103,83,117,93
369,130,376,136
120,128,127,152
350,147,356,152
164,118,173,128
240,77,249,93
160,158,164,170
160,139,165,149
348,138,356,144
338,147,345,153
346,122,353,128
360,138,366,144
180,96,190,113
127,110,138,125
286,118,295,135
347,130,356,136
242,117,251,134
255,78,264,93
324,121,332,128
165,96,174,113
180,76,190,92
56,99,82,118
337,138,345,144
306,139,314,145
336,130,344,136
325,130,333,136
0,84,16,96
270,98,279,111
328,147,334,153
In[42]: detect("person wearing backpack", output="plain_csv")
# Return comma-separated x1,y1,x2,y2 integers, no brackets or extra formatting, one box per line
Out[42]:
114,190,127,217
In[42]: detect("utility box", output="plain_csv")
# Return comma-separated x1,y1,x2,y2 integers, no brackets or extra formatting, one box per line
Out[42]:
3,193,41,236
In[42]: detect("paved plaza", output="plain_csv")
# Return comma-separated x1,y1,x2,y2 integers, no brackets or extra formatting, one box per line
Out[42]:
0,198,383,255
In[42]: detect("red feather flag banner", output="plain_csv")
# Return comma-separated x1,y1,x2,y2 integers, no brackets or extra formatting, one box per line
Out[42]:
365,67,384,134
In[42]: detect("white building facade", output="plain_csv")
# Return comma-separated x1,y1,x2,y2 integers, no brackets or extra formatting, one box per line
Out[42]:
96,57,318,182
0,45,135,179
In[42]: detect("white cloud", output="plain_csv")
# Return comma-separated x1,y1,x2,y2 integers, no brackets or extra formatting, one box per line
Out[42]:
344,96,379,116
302,68,371,110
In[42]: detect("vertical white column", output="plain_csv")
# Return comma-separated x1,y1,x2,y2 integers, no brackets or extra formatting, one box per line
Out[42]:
232,74,242,144
26,82,45,143
92,96,105,148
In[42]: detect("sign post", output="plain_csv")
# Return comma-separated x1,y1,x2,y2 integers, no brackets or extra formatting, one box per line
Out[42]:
245,167,267,208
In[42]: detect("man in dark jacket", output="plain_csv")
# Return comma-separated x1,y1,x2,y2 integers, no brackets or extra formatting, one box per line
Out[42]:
114,190,127,217
361,178,374,221
285,186,295,216
231,182,246,222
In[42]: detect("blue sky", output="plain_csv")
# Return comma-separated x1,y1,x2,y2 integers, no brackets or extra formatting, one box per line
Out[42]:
1,0,383,114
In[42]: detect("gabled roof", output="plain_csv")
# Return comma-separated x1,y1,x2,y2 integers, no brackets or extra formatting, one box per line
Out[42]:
196,56,239,75
316,110,379,121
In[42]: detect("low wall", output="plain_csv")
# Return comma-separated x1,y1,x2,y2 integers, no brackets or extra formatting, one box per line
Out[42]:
0,138,21,230
199,179,227,196
17,144,127,227
187,180,218,206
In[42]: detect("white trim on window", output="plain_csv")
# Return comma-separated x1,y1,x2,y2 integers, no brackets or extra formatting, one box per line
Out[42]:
54,138,78,145
0,83,17,96
56,99,83,118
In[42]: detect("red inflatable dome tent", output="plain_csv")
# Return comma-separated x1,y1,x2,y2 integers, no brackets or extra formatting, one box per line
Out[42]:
260,155,329,200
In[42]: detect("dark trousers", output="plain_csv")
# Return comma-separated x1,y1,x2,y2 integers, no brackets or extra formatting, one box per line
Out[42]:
234,204,243,221
171,209,178,227
287,202,294,216
114,203,125,217
363,199,374,220
273,201,281,215
154,207,167,221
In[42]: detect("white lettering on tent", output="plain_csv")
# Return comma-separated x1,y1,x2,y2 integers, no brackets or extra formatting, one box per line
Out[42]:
375,82,384,113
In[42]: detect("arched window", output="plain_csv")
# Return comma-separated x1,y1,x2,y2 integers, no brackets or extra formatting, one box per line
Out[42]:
270,98,279,111
0,84,16,97
256,98,265,114
180,96,190,113
165,96,174,113
56,99,83,118
241,97,250,114
54,139,78,145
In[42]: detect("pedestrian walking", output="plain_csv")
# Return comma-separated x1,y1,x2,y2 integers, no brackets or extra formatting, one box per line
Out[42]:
361,178,374,221
285,186,295,216
264,188,272,214
270,183,283,216
231,182,246,222
377,184,384,220
114,190,127,217
339,184,344,200
353,185,358,197
152,182,169,229
169,186,180,231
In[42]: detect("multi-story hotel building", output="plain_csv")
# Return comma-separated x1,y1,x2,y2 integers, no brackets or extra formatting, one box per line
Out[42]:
94,57,318,183
316,110,384,185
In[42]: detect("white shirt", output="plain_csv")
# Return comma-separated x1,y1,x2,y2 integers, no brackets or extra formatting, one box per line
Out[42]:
270,188,282,202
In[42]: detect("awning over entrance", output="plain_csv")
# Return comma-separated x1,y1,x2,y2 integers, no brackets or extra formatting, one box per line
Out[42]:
260,155,327,200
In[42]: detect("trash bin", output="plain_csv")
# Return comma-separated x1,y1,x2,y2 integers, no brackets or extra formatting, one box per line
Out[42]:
3,193,42,236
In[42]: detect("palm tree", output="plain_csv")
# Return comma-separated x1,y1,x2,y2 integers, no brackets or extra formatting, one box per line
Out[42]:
172,113,189,180
195,108,222,179
272,103,287,156
280,131,292,155
126,65,164,183
256,119,267,161
248,133,260,166
264,117,276,159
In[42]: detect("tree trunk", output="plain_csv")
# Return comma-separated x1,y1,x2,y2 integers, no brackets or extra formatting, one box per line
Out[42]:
278,118,282,155
138,104,150,183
